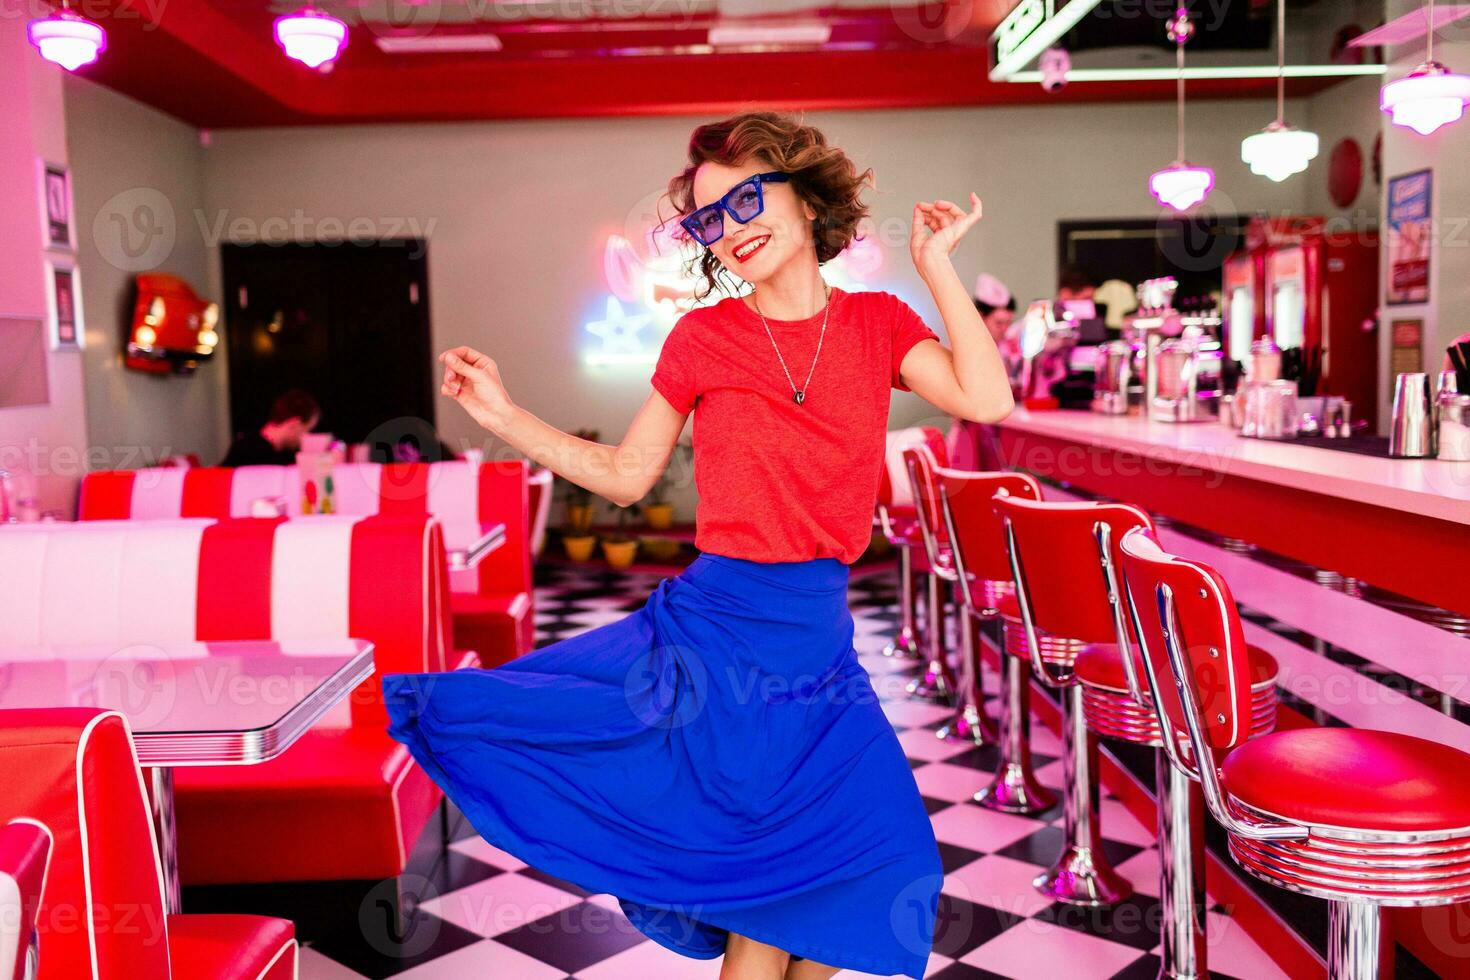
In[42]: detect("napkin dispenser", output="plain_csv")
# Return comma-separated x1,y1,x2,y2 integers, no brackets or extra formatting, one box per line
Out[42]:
1151,340,1222,423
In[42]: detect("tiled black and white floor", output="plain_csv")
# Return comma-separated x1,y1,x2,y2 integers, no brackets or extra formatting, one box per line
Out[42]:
300,563,1288,979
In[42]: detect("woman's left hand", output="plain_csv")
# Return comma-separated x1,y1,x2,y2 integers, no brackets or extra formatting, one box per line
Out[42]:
910,192,983,276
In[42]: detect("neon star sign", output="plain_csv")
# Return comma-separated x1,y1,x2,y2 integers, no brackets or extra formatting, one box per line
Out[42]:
583,297,653,365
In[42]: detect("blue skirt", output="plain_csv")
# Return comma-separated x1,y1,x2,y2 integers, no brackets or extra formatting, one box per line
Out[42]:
382,553,941,978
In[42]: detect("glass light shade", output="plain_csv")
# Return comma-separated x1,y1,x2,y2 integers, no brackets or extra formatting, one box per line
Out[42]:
1381,63,1470,136
1149,164,1215,211
27,10,106,71
274,9,348,69
1241,123,1320,182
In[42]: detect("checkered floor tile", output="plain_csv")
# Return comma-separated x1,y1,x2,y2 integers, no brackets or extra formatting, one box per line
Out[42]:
301,564,1288,979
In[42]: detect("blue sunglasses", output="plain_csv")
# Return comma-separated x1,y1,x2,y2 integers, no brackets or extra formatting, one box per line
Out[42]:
680,172,790,247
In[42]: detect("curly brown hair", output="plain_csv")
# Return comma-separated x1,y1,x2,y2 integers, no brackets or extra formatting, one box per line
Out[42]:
664,112,873,300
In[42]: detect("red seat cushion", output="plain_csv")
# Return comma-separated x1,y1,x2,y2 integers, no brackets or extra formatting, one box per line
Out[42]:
1076,643,1279,692
451,590,532,667
173,727,438,884
1221,728,1470,833
167,914,296,980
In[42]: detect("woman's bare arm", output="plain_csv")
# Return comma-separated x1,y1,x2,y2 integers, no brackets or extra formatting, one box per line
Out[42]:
441,346,687,508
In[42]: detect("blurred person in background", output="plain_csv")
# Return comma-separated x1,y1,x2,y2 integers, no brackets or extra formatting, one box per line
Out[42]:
219,389,320,467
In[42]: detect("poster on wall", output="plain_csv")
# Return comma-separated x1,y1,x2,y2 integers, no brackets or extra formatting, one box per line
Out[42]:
45,257,83,351
1389,318,1424,378
39,160,73,252
1386,169,1431,306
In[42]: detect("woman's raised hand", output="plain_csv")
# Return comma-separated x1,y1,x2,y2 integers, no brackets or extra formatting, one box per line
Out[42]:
910,192,983,276
440,346,514,432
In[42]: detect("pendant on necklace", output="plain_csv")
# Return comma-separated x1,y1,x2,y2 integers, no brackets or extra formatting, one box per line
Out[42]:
794,391,805,405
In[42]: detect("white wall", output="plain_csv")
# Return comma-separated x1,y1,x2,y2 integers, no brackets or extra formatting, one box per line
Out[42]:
199,98,1322,458
64,76,230,468
0,17,89,516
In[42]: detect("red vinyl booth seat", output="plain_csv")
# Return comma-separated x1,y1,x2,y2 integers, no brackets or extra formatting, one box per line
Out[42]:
78,459,536,666
0,517,457,886
1,819,49,980
0,708,296,980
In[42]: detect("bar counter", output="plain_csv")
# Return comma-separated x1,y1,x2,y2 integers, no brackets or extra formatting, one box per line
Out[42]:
996,408,1470,619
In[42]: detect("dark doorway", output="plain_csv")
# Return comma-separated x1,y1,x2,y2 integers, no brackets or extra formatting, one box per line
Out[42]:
220,240,433,452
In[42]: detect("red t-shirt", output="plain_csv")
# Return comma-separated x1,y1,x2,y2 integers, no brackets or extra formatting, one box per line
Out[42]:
651,287,939,564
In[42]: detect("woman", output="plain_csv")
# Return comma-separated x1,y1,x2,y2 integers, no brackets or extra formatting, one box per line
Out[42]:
947,273,1017,471
383,112,1012,980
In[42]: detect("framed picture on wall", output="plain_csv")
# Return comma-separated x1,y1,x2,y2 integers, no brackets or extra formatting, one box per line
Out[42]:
45,256,84,351
39,160,74,252
1386,169,1432,306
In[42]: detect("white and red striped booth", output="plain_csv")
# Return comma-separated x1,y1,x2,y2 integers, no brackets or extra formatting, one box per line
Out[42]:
0,517,457,886
0,707,297,979
78,459,536,667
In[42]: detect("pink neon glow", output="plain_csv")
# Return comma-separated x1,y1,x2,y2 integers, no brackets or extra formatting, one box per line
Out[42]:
274,8,348,69
1149,164,1215,211
27,10,106,71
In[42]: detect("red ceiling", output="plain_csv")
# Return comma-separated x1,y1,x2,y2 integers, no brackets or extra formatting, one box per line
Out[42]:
71,1,1344,128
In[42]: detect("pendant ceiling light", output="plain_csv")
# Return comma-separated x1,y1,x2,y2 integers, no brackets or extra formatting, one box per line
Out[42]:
1150,6,1214,211
274,5,349,69
1241,0,1319,181
27,2,106,72
1381,0,1470,136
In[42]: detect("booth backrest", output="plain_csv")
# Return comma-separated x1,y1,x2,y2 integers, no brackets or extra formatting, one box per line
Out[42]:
0,708,171,980
77,460,531,599
0,517,451,728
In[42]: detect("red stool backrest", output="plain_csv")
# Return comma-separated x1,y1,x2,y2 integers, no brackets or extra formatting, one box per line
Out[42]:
878,426,947,509
1118,527,1254,754
901,445,949,568
0,709,171,980
995,498,1153,644
937,470,1041,585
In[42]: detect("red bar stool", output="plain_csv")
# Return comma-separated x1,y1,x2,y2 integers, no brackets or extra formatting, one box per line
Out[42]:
903,445,986,742
1086,508,1278,979
883,428,957,701
875,427,947,662
935,469,1056,815
1119,528,1470,980
996,496,1132,906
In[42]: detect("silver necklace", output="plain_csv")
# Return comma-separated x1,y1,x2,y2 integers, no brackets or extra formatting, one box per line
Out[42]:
752,286,830,406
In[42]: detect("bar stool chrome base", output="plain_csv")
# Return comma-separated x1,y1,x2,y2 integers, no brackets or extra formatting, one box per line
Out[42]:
882,545,923,659
974,647,1054,815
1033,683,1132,907
1033,843,1132,908
905,572,956,701
936,612,997,745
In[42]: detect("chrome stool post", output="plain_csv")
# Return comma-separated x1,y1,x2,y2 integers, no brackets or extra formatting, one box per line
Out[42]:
1034,681,1130,906
1326,902,1381,980
905,569,956,701
936,606,998,745
1156,754,1206,980
882,544,922,659
974,623,1054,814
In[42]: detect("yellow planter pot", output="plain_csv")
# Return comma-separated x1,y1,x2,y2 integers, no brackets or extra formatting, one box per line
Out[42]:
602,538,639,569
563,534,598,561
642,502,675,531
565,503,596,533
